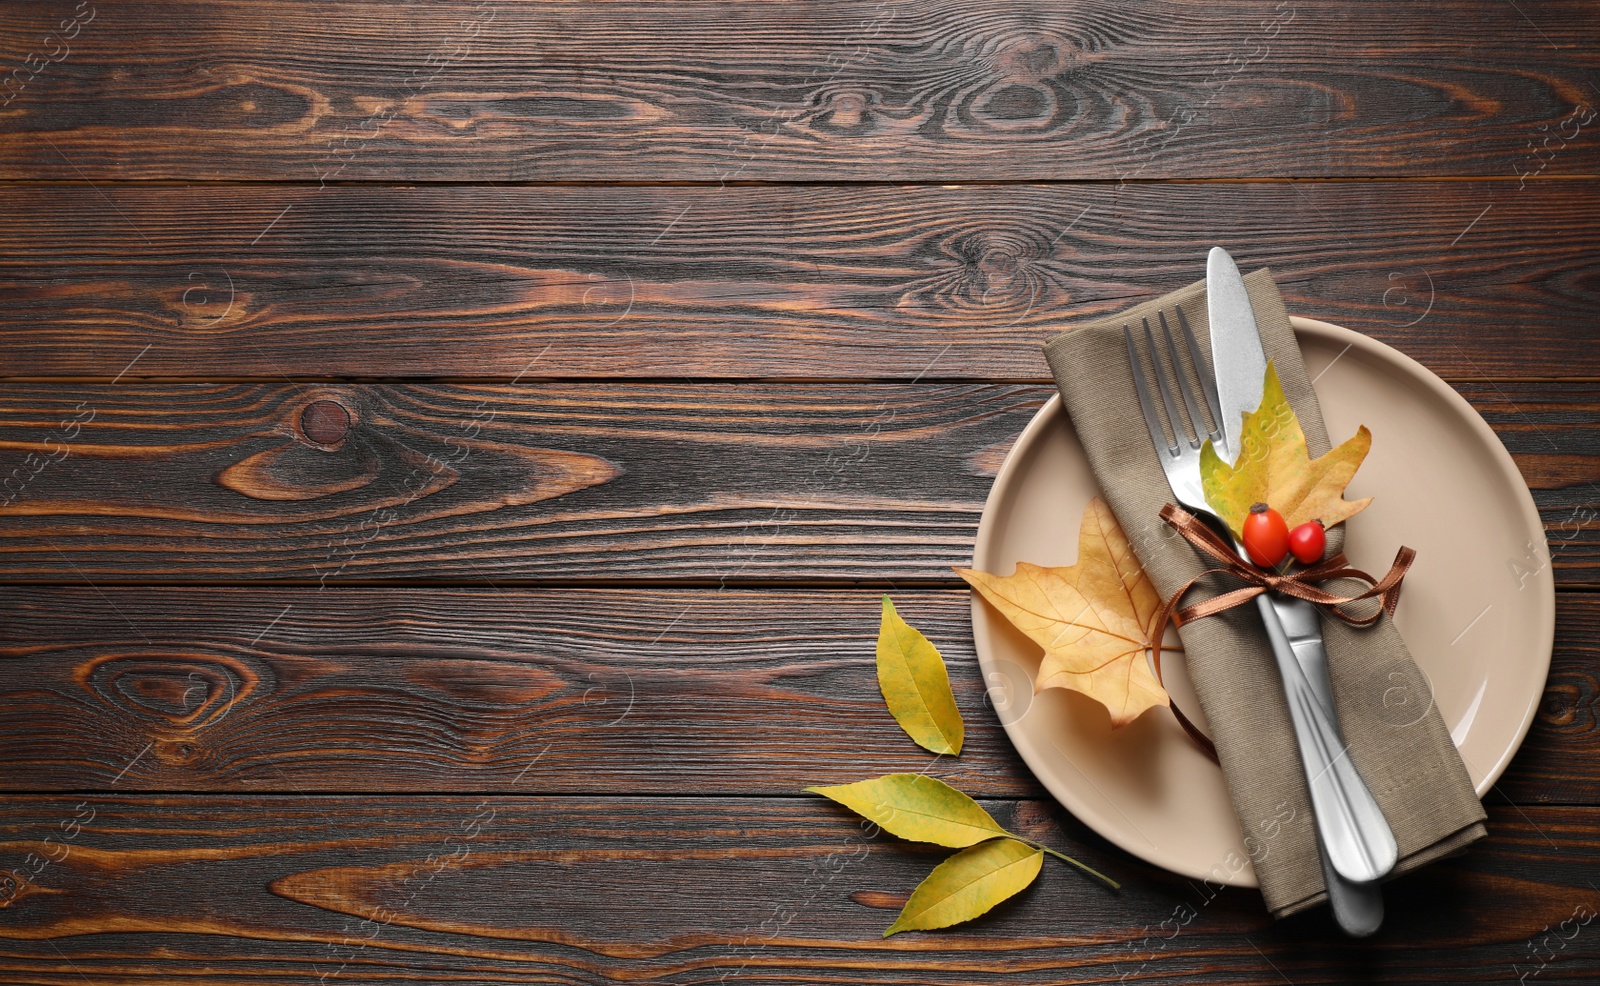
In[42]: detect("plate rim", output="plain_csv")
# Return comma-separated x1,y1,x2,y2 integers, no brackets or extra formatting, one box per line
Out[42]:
969,315,1556,885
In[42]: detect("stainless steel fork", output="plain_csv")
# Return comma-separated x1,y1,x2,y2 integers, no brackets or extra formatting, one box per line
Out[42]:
1123,307,1396,912
1125,309,1220,512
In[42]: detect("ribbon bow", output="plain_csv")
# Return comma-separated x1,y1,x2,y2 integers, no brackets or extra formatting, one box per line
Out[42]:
1151,503,1416,760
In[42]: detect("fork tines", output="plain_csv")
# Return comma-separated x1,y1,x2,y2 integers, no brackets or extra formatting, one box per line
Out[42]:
1123,306,1224,458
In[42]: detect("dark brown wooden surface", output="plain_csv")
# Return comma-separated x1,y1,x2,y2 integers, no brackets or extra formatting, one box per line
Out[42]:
3,0,1598,982
0,182,1596,380
2,1,1598,182
0,380,1597,584
0,587,1596,807
1,798,1597,984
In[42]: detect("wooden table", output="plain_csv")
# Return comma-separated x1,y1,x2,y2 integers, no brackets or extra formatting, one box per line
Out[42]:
2,2,1598,982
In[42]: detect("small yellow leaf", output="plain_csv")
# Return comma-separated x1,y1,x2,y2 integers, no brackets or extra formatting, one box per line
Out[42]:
1200,361,1373,538
805,774,1008,848
877,596,964,756
955,498,1168,728
883,838,1043,937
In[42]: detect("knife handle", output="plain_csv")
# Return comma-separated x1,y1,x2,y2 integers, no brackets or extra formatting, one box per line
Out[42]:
1254,594,1399,884
1269,595,1385,935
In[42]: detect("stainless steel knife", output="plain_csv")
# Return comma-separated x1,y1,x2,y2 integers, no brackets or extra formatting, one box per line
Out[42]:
1206,246,1394,931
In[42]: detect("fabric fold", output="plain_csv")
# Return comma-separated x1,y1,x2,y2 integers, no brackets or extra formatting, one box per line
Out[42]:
1042,270,1485,917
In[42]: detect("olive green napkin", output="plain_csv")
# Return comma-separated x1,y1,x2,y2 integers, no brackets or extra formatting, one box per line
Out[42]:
1042,270,1485,918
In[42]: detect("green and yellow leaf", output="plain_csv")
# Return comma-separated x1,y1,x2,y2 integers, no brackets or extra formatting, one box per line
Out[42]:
884,838,1043,937
955,498,1168,728
1200,361,1373,538
876,595,964,756
805,773,1008,848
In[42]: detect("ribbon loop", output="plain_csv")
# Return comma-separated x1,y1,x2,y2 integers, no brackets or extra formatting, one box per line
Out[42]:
1148,503,1416,761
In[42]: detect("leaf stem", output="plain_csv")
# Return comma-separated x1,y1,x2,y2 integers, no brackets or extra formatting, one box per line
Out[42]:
1015,837,1120,890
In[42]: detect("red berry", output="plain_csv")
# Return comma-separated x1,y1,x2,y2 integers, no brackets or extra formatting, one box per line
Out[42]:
1288,519,1327,565
1241,502,1290,568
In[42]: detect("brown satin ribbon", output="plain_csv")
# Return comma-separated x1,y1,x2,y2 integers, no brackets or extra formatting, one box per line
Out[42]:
1151,503,1417,761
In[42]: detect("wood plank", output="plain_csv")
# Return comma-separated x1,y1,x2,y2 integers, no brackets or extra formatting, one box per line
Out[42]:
0,380,1596,583
2,1,1597,181
0,587,1042,796
0,587,1589,802
0,182,1597,379
0,381,1034,583
0,796,1596,982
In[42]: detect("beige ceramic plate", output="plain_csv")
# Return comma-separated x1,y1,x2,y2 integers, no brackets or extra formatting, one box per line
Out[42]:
971,317,1554,886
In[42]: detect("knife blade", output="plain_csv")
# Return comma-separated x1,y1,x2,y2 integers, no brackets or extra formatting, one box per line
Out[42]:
1206,247,1268,460
1205,246,1391,933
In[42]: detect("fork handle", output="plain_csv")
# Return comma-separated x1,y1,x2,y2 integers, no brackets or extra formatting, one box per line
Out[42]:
1318,824,1384,937
1254,594,1399,884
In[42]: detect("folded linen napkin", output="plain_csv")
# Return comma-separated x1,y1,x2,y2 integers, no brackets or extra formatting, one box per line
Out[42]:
1042,270,1485,917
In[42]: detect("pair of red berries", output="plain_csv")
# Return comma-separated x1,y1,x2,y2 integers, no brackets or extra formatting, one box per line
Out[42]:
1241,503,1326,568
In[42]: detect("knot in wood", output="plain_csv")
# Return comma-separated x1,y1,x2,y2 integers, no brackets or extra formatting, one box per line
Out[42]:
816,88,875,131
300,400,351,447
991,37,1065,82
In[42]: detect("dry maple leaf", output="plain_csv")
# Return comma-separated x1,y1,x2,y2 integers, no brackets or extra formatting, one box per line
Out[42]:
956,498,1168,728
1200,361,1373,539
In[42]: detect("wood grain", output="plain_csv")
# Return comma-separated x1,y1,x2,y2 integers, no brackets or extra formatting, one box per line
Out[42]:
0,182,1597,380
0,587,1042,796
0,381,1036,583
0,587,1589,803
0,381,1596,583
0,796,1596,982
2,1,1597,182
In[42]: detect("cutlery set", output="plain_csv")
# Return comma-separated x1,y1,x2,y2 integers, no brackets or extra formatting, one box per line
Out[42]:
1124,247,1396,936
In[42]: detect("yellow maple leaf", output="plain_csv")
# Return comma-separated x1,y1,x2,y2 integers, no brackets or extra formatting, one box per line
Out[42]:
955,498,1168,728
1199,361,1373,539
